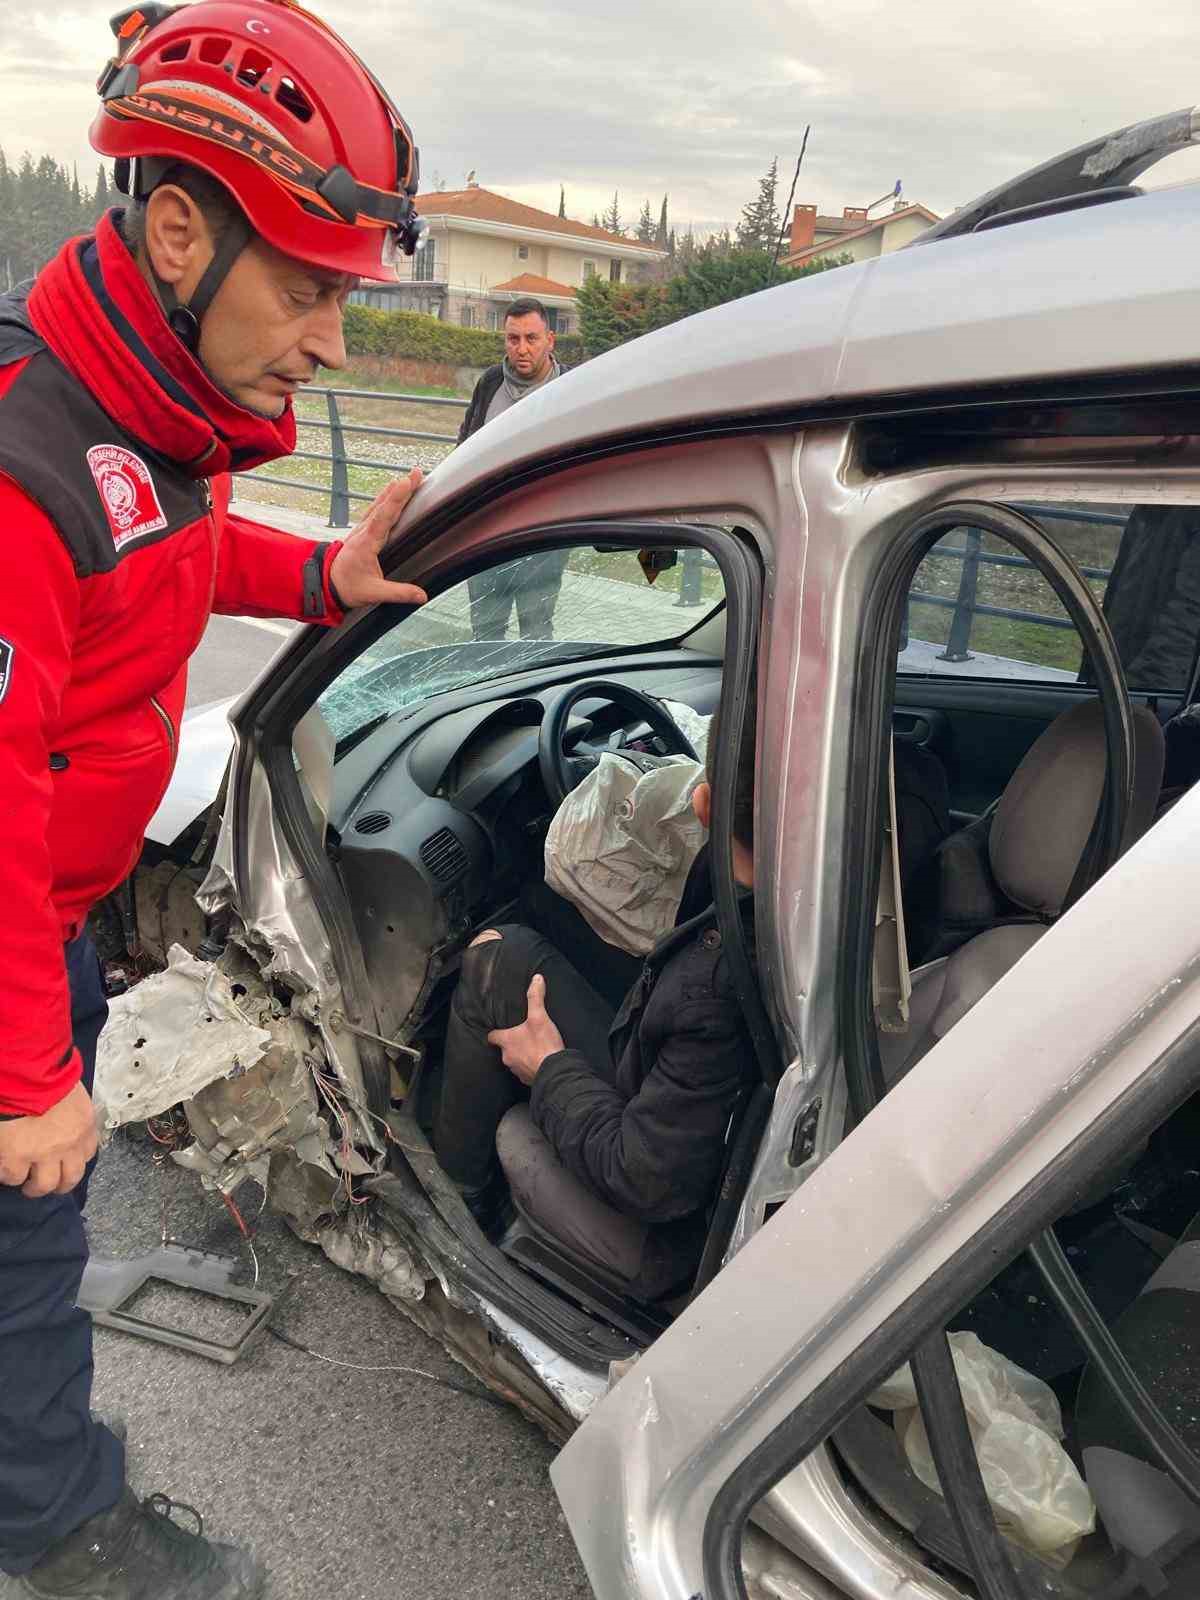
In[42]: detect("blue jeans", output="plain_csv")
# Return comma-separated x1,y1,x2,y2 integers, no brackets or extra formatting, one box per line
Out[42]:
0,935,125,1576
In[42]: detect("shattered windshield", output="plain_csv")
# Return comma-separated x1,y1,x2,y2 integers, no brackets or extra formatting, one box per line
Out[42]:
318,544,724,745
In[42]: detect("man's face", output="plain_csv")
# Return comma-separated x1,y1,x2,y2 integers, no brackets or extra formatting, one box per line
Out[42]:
197,237,355,417
504,313,555,381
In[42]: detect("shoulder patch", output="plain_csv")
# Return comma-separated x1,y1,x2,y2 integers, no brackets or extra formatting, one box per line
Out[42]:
0,637,12,706
86,444,168,551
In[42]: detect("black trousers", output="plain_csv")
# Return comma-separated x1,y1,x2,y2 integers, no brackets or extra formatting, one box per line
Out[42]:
0,936,125,1576
433,925,615,1194
466,550,571,641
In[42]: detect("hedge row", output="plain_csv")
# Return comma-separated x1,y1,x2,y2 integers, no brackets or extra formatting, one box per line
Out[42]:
343,304,584,369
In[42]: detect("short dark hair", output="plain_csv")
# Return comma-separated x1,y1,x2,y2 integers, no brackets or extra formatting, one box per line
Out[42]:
122,162,245,257
504,297,550,328
705,688,757,848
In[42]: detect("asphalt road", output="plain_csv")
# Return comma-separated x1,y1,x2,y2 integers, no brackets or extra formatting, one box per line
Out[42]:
186,612,295,712
0,608,595,1600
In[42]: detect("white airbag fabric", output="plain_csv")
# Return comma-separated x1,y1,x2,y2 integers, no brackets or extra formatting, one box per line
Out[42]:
872,1330,1096,1565
545,752,706,955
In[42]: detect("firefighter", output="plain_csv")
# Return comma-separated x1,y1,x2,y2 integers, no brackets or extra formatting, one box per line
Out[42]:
0,4,427,1593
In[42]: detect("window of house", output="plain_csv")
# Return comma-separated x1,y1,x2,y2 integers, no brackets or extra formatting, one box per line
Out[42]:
459,304,475,328
582,261,597,281
610,259,622,283
516,244,530,261
412,238,437,282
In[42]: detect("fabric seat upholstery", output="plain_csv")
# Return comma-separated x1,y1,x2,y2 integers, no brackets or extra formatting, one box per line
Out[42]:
880,701,1165,1087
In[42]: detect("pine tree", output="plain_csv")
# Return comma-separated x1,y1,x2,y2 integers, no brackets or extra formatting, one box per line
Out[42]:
601,191,623,236
636,200,654,244
0,149,112,282
93,165,110,220
558,184,566,219
655,195,669,249
736,157,781,254
590,212,601,229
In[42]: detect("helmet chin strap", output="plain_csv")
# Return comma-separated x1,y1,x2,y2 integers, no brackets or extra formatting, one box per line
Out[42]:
152,214,254,357
129,157,254,357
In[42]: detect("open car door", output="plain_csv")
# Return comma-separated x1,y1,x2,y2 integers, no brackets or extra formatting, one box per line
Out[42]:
552,780,1200,1600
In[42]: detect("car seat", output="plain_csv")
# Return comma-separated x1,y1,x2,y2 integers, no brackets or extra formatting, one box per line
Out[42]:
880,700,1165,1086
1075,1209,1200,1589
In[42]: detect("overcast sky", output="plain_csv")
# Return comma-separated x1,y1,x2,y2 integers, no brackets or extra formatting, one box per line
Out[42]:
4,1,1200,236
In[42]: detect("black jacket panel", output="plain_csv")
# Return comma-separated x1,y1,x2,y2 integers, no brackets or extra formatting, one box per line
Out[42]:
457,365,504,444
530,903,756,1224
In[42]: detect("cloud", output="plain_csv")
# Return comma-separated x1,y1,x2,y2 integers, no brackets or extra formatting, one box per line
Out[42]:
2,0,1198,232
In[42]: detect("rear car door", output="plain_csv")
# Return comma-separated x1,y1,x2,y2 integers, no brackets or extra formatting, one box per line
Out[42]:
550,783,1200,1599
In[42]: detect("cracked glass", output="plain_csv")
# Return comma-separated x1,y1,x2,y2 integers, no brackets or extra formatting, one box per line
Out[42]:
317,543,724,745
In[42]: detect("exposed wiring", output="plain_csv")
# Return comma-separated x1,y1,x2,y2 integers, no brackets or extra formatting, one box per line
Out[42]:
266,1324,509,1410
222,1191,261,1289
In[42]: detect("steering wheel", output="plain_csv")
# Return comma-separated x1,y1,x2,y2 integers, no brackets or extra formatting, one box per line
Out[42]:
538,680,699,808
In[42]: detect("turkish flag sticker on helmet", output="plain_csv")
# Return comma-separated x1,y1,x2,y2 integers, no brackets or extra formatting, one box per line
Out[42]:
86,444,169,550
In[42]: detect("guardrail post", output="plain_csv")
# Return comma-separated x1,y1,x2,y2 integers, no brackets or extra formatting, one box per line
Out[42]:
675,546,704,607
937,527,981,663
327,388,351,529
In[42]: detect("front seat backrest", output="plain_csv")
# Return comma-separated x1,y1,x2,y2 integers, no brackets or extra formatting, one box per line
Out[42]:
989,700,1164,917
881,700,1165,1087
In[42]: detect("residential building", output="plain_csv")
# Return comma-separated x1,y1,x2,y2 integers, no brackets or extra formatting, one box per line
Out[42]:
781,199,940,269
353,185,667,333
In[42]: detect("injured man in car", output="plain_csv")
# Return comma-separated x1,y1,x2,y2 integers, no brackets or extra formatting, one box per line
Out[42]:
433,699,757,1302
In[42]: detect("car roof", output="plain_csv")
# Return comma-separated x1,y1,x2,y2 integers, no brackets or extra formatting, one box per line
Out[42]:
412,177,1200,524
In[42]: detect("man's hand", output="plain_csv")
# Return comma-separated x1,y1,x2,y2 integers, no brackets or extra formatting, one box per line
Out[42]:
488,975,566,1086
0,1082,98,1198
328,469,429,609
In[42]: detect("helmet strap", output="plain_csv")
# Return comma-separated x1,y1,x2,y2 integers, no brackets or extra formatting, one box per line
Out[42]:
151,212,254,357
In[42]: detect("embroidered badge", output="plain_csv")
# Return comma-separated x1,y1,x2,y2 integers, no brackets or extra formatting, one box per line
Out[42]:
86,444,169,550
0,638,11,707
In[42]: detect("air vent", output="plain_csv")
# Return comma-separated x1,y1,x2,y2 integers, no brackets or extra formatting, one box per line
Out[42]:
420,828,468,883
276,76,314,122
353,810,392,836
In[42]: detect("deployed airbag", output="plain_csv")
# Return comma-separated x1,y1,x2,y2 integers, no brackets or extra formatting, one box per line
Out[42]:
544,751,707,955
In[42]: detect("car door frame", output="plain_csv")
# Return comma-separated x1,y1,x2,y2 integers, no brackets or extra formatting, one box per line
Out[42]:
551,772,1200,1600
553,431,1200,1597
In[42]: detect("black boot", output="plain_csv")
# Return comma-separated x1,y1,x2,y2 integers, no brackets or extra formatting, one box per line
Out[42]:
20,1487,265,1599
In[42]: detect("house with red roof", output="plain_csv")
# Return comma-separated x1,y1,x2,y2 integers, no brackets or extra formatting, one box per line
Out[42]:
356,183,667,335
781,199,940,269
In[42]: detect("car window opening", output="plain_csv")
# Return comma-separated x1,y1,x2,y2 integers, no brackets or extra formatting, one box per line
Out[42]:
272,526,770,1348
828,493,1200,1597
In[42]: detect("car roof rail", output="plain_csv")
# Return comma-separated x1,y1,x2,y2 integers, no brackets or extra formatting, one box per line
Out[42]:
911,105,1200,246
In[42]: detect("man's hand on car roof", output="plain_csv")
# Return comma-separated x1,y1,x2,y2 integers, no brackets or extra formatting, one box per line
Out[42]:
328,469,430,610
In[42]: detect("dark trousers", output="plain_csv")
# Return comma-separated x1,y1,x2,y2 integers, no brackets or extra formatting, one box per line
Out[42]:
467,550,571,641
519,881,642,1011
0,936,125,1576
433,925,615,1194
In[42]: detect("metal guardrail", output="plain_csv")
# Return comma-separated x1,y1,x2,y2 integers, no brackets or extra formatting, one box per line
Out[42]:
248,404,1124,648
249,385,468,527
909,504,1122,664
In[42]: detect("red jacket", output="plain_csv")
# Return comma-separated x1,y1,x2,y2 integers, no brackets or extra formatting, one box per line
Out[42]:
0,214,344,1118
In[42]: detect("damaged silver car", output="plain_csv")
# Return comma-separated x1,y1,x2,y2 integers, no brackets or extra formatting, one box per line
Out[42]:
94,109,1200,1599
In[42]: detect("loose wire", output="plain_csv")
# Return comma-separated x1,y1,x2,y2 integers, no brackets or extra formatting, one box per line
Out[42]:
265,1324,509,1410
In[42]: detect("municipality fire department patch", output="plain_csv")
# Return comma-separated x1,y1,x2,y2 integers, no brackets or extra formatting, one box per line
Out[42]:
0,638,12,707
86,444,168,551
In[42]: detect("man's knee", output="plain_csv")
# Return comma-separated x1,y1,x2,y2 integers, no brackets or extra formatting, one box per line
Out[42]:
469,929,503,948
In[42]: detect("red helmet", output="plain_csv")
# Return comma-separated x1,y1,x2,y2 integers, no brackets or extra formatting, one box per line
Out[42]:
90,1,423,282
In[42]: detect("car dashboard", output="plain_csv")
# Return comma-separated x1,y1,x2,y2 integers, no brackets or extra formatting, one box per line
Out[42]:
324,653,721,1043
